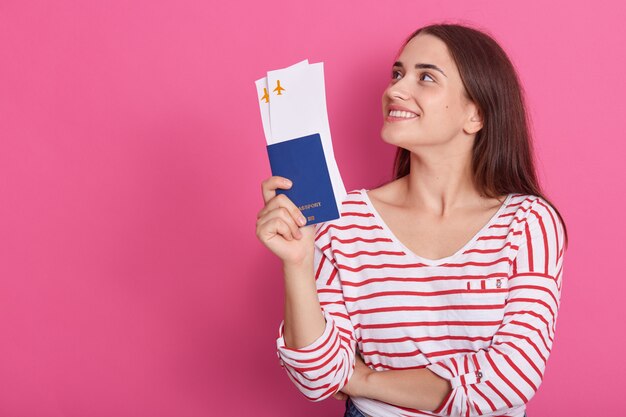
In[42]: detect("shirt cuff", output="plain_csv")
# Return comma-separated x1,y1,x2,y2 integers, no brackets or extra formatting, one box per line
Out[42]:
276,310,339,368
427,359,489,390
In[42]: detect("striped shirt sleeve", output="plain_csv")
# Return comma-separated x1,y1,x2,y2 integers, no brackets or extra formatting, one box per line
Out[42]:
275,222,358,401
426,198,566,416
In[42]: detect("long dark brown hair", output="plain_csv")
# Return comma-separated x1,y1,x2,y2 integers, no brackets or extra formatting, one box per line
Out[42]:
390,23,569,249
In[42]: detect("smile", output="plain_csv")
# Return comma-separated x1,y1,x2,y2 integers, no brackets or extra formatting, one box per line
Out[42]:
386,110,420,122
389,110,419,118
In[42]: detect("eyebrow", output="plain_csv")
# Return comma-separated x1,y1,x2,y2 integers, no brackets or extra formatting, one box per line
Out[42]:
393,61,447,78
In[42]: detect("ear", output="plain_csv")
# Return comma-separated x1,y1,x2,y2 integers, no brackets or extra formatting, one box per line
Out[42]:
463,103,483,135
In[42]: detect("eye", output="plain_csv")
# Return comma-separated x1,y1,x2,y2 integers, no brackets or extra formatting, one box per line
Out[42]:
420,72,435,82
391,70,435,83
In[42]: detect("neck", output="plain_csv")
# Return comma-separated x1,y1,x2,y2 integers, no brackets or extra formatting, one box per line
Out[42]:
400,149,483,217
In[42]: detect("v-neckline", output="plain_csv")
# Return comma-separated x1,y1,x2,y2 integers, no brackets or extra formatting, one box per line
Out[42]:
360,188,512,266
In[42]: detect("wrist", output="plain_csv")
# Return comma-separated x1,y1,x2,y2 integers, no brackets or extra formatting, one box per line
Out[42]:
283,255,314,275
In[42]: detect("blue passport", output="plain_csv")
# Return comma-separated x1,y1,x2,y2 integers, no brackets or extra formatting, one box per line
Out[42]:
266,133,339,226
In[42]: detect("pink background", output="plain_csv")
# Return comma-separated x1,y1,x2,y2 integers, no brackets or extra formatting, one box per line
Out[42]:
1,1,624,416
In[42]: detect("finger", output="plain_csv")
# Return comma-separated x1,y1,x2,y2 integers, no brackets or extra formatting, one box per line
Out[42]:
261,176,293,205
258,193,307,229
259,177,304,227
257,218,294,241
257,205,303,240
257,214,299,242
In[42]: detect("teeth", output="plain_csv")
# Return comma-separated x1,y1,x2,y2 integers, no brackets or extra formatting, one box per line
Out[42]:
389,110,418,118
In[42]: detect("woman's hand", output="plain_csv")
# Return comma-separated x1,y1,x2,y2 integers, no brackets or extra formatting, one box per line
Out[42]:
333,350,374,400
256,176,316,265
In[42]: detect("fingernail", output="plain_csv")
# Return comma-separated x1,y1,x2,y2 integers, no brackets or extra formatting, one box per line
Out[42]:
283,179,292,187
299,216,307,225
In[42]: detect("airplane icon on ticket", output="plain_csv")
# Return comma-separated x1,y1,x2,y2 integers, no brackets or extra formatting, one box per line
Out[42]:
260,80,286,103
273,80,286,95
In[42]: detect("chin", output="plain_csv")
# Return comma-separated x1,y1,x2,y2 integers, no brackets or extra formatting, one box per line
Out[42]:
381,128,419,147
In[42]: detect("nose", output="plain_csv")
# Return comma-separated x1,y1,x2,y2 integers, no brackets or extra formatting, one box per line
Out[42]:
385,81,410,101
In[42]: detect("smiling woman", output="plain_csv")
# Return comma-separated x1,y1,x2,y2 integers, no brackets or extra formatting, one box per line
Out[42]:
257,22,568,417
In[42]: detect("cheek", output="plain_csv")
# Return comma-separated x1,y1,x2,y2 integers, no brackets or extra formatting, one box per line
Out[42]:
434,98,461,119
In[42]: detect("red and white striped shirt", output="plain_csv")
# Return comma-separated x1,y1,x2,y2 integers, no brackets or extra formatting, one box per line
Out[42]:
276,188,565,417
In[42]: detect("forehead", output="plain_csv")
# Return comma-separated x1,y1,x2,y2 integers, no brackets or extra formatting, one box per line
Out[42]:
397,33,456,74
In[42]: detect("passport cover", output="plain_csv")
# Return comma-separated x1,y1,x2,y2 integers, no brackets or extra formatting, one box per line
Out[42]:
266,133,339,226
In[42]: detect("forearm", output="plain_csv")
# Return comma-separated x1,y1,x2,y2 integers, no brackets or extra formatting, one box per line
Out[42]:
282,256,326,349
361,367,452,411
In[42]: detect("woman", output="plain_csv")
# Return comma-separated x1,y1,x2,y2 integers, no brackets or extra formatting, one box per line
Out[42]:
256,22,568,417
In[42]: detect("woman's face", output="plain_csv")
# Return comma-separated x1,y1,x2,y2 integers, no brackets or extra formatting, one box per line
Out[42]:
381,33,481,150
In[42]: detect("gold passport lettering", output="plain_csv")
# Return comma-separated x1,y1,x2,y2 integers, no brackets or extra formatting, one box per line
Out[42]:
298,201,322,211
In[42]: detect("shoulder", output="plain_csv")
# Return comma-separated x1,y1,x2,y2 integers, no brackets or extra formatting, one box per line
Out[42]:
365,177,406,206
314,188,366,233
312,188,367,257
507,193,565,248
508,194,562,227
508,193,566,276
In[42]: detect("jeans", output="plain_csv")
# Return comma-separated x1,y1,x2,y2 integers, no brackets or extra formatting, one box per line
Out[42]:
344,397,528,417
344,398,367,417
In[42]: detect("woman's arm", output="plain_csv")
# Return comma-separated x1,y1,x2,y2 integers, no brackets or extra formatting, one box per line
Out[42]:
344,199,565,416
343,354,452,411
276,223,358,401
366,368,452,411
282,256,326,349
